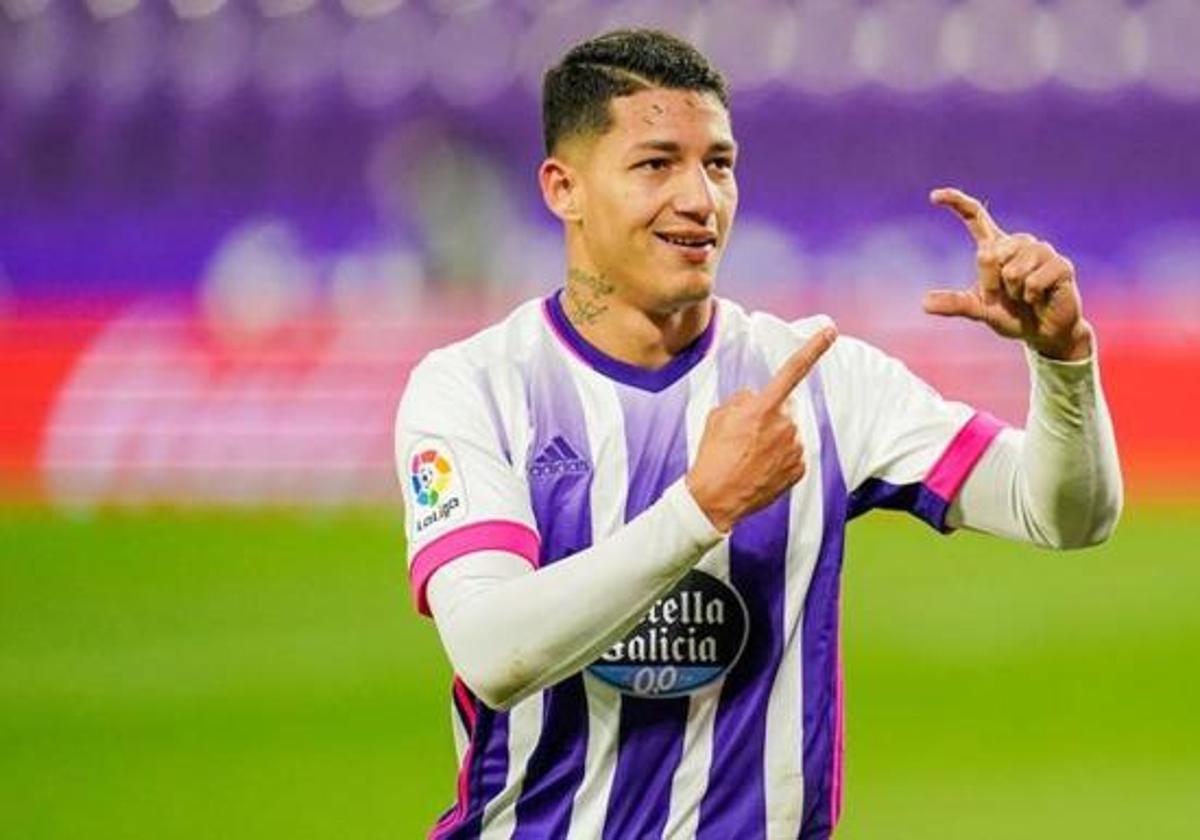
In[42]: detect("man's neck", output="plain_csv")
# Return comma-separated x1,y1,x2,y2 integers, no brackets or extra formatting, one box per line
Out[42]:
562,267,713,369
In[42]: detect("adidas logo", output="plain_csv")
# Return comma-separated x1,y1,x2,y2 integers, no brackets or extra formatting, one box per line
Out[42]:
528,435,590,479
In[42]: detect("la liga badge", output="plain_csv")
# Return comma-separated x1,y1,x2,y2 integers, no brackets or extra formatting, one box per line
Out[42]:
407,438,467,536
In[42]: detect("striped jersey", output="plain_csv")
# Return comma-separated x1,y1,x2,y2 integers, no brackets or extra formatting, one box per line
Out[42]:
396,291,1002,839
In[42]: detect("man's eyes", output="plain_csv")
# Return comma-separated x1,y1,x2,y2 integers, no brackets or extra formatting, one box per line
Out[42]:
633,158,735,172
636,158,671,171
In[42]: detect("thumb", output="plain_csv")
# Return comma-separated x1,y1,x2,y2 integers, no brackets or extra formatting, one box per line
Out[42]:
922,289,986,321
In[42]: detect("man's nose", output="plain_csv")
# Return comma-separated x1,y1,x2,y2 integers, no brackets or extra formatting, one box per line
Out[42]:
673,163,717,221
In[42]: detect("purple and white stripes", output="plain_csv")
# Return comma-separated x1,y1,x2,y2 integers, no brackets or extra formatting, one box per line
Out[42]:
697,334,792,838
509,333,597,838
601,380,694,839
799,367,849,840
414,298,1006,839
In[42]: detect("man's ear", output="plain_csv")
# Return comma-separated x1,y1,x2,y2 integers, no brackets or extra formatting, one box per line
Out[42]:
539,156,583,224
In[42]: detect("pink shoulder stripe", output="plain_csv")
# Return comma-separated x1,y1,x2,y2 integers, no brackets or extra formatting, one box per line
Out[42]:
410,519,541,616
924,411,1006,501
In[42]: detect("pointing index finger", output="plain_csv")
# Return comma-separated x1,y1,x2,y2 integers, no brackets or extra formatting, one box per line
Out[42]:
930,186,1005,246
760,325,838,409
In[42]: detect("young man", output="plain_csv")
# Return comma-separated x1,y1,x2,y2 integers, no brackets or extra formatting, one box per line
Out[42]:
396,29,1121,840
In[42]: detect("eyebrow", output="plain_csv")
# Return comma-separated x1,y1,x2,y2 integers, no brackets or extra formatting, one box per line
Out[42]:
630,140,738,155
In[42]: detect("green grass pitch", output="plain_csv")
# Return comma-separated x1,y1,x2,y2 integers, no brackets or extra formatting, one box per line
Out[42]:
2,502,1197,839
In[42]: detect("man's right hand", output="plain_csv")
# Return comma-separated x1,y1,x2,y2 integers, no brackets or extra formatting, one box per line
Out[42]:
686,325,838,533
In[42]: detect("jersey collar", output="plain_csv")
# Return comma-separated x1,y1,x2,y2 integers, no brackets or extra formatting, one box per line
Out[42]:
542,289,718,393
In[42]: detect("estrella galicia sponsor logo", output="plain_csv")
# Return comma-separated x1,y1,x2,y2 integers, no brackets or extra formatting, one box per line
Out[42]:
407,438,466,535
528,435,590,480
588,570,749,698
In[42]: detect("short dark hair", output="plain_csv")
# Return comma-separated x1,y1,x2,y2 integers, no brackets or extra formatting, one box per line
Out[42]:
541,28,730,155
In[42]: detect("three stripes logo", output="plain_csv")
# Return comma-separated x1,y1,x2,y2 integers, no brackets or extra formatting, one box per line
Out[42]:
528,435,590,480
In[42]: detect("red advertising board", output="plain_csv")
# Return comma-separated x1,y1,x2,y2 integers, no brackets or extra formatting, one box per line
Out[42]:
1,301,1195,507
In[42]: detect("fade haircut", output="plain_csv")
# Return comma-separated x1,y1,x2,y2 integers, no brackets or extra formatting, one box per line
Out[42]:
542,28,730,155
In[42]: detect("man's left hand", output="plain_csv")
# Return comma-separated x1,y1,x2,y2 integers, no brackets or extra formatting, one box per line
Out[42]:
924,186,1093,361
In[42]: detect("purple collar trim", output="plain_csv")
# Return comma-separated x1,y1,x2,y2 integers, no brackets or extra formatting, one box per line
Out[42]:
542,290,719,393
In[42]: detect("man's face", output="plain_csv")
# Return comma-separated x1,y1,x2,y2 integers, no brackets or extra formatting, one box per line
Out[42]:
568,87,738,313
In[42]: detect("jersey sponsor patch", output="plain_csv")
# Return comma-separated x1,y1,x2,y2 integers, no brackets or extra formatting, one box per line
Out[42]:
406,438,467,538
588,570,749,698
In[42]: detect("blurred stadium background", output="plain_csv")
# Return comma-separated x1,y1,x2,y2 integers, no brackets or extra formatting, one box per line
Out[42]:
1,1,1197,838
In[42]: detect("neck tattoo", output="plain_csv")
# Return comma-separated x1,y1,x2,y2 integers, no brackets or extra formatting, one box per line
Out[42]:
564,268,615,327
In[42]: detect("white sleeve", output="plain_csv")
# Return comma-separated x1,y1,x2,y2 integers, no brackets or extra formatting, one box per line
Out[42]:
426,478,725,710
396,351,539,616
947,347,1123,548
822,333,1006,532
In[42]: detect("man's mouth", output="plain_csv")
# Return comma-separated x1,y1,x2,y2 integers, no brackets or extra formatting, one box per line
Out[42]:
654,231,718,263
655,231,717,248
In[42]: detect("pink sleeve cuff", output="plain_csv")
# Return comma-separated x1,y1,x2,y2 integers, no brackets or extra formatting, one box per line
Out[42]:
409,519,541,616
924,411,1006,502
